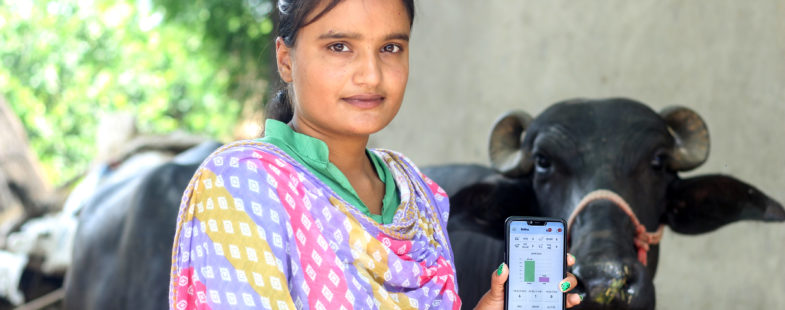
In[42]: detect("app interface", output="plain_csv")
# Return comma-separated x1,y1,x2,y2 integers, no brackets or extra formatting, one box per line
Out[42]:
508,221,564,309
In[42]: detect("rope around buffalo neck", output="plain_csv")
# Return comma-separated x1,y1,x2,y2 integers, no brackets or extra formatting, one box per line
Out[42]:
566,189,665,266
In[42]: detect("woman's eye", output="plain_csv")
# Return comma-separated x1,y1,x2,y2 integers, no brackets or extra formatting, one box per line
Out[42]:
328,43,349,53
381,44,401,53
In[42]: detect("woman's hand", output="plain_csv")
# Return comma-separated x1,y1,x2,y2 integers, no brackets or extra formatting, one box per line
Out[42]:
473,253,582,310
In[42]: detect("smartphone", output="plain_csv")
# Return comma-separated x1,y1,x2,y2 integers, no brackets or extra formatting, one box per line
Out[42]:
505,216,566,310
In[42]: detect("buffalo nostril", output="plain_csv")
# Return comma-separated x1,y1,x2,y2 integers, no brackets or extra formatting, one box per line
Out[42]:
588,275,632,305
574,261,654,309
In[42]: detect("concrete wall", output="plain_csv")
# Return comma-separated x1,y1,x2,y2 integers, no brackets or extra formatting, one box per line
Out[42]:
372,1,785,309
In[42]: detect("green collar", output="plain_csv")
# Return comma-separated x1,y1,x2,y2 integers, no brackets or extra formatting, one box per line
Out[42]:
259,119,400,224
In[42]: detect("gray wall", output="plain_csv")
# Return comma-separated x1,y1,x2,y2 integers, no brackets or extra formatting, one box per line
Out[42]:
372,1,785,309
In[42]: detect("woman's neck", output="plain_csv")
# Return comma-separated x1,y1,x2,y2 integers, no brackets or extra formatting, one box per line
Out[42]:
288,119,373,176
289,118,384,215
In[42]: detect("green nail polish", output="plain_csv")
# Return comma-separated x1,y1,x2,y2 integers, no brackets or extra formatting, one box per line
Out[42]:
579,294,584,301
560,281,571,292
497,263,504,276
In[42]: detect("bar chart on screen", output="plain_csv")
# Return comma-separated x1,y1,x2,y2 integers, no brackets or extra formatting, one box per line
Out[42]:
509,231,563,309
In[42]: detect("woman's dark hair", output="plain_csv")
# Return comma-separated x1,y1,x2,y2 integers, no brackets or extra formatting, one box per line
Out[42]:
265,0,415,123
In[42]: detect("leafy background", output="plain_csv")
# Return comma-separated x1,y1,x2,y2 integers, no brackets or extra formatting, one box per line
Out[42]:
0,0,276,185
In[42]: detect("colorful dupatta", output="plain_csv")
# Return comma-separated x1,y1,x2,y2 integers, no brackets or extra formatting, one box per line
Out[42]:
169,141,461,309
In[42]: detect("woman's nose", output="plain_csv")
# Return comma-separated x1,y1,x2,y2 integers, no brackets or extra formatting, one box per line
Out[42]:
352,51,382,87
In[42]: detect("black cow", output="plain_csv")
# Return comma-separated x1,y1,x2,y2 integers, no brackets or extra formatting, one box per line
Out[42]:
63,141,221,310
427,98,785,309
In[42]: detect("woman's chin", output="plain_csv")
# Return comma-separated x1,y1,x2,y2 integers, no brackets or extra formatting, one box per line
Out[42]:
341,112,396,135
342,119,391,136
344,124,386,137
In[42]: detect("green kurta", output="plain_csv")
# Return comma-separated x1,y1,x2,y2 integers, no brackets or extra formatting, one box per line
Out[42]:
258,119,400,224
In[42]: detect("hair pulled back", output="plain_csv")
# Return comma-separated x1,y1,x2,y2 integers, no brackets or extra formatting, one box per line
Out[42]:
265,0,415,123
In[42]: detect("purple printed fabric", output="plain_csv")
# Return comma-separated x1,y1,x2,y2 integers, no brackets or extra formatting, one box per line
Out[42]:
169,141,461,310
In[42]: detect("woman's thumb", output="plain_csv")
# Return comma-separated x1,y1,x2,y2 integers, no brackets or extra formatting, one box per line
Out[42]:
474,262,508,309
490,262,508,300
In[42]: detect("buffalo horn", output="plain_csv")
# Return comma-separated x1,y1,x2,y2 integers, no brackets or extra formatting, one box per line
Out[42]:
489,110,534,177
660,106,710,171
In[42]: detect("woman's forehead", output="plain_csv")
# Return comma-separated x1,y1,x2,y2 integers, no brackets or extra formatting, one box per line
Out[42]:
301,0,411,39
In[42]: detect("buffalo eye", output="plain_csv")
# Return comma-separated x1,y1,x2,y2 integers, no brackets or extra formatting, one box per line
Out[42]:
534,154,552,173
651,152,668,171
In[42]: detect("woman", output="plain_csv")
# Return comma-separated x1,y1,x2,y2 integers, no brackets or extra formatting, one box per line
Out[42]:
169,0,581,309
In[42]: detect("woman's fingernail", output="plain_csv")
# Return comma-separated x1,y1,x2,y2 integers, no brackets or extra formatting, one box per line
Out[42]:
569,253,576,261
497,263,505,276
579,294,584,301
560,281,571,292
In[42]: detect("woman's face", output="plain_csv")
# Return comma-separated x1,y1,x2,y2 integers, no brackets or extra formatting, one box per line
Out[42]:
276,0,411,138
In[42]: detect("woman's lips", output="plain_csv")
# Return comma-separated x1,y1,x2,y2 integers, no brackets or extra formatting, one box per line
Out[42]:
342,94,384,109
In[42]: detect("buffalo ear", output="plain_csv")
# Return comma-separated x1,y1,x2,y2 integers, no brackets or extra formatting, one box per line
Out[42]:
664,174,785,234
448,176,538,238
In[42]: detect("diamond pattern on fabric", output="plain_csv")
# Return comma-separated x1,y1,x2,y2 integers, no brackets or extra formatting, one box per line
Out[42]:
170,141,460,310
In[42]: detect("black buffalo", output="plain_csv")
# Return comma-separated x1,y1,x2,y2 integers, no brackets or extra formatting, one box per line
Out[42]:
63,141,221,310
426,98,785,309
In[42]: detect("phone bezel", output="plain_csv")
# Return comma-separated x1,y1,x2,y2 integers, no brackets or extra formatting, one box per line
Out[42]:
504,216,567,310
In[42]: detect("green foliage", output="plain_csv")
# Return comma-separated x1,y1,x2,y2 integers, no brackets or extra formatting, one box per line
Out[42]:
151,0,277,101
0,0,275,185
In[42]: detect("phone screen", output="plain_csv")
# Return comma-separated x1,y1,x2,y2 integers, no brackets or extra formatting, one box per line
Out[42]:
506,218,565,310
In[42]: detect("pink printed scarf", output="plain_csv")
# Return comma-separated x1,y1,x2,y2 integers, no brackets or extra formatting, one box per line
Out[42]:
170,141,461,309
